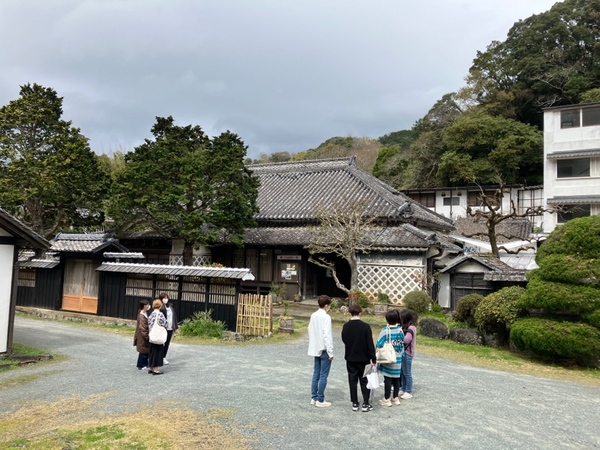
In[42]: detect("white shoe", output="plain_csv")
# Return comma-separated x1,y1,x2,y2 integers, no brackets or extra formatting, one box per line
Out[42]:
310,399,316,406
391,397,401,405
398,390,405,396
400,392,413,399
163,359,169,365
315,401,332,407
379,398,392,407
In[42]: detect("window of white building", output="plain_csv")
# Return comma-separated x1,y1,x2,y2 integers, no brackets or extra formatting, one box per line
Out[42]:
557,158,590,178
582,106,600,127
561,109,580,128
557,204,591,223
443,197,460,206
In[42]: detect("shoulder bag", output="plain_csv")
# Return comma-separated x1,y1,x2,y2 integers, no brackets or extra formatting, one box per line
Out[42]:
149,313,167,345
376,326,397,364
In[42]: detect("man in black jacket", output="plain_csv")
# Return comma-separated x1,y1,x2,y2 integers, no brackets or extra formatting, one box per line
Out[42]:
341,304,376,412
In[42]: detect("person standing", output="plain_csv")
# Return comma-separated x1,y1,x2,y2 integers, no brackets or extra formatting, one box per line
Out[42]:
399,309,417,400
147,299,168,375
376,309,404,406
133,299,150,370
158,293,178,365
341,304,376,412
308,294,334,407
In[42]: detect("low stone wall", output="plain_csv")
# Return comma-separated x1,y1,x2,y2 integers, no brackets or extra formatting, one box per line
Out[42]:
17,306,136,328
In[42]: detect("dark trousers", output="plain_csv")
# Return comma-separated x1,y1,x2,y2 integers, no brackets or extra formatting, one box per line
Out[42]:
346,361,371,405
384,376,400,400
136,352,148,369
163,330,174,359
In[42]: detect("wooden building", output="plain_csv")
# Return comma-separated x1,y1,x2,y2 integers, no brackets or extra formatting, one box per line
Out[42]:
212,157,458,303
0,207,49,355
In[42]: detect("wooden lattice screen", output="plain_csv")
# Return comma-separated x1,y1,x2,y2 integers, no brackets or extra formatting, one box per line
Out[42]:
236,294,273,336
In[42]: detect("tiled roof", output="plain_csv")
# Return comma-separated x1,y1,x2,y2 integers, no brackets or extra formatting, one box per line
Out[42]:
441,254,526,283
239,223,449,250
0,207,50,250
453,217,533,242
50,232,129,253
547,196,600,205
96,262,255,280
547,149,600,159
20,259,60,269
249,157,454,231
103,252,145,259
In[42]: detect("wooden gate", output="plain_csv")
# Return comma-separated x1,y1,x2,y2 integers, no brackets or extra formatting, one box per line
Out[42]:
236,294,273,336
62,260,99,313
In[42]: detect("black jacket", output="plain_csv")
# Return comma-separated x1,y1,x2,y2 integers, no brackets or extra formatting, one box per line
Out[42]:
341,319,376,363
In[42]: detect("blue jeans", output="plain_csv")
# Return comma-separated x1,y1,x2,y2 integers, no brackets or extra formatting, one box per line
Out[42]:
311,351,332,402
400,354,413,393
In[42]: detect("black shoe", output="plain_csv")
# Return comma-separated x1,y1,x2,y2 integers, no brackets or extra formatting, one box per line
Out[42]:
352,403,360,411
362,404,373,412
151,371,163,375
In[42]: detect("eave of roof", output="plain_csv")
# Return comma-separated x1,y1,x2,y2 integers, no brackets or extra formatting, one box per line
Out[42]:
0,208,50,250
546,196,600,205
96,262,255,280
546,149,600,159
19,259,60,269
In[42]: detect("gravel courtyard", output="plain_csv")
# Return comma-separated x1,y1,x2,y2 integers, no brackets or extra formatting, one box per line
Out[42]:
1,316,599,450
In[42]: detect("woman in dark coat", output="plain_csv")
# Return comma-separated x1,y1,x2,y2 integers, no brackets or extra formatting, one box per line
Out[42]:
133,299,150,370
147,299,168,375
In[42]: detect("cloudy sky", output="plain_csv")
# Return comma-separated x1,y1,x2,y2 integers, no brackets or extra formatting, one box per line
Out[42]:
0,0,559,159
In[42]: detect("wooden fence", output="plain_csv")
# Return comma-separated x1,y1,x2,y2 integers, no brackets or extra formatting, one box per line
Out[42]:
236,294,273,336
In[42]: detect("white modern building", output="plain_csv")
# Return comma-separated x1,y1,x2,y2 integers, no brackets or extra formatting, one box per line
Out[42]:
542,102,600,233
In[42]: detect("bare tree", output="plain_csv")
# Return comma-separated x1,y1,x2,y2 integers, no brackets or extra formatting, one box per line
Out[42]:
306,199,381,295
465,180,554,258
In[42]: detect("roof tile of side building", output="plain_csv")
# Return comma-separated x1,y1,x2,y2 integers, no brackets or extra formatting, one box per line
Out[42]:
0,207,50,250
50,232,129,253
249,157,454,231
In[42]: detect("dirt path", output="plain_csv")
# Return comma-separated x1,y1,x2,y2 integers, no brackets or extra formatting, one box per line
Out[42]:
2,316,599,449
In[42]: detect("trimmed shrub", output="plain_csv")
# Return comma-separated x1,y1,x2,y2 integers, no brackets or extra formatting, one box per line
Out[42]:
348,290,369,309
179,310,226,338
511,318,600,362
534,254,600,286
454,294,484,327
475,286,526,336
402,291,432,315
519,272,600,314
377,292,391,304
582,309,600,329
536,216,600,264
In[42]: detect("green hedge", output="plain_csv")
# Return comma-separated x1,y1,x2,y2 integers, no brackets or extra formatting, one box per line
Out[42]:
536,216,600,264
402,291,432,315
474,286,526,333
454,293,483,327
582,309,600,329
519,272,600,314
534,255,600,286
511,318,600,361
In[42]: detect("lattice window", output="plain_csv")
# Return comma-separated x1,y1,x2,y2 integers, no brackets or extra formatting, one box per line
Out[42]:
18,269,36,288
358,264,425,304
193,255,212,266
126,274,153,297
170,255,184,266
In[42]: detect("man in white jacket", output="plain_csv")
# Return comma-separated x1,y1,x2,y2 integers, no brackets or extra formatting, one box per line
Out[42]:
308,294,334,407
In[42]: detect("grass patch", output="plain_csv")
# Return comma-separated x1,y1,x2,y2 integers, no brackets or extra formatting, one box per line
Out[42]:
0,394,255,449
417,334,600,385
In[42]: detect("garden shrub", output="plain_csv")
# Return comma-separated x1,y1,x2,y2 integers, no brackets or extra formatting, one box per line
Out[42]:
474,286,526,335
511,318,600,362
454,294,484,327
518,271,600,314
582,309,600,329
534,254,600,286
178,310,226,338
348,290,369,309
535,216,600,264
402,291,432,315
377,292,390,304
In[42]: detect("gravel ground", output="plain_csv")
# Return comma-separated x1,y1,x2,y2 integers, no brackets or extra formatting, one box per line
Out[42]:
2,315,600,450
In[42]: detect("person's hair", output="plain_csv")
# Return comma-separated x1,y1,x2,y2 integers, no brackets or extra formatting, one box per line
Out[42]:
400,309,417,328
138,299,149,310
348,304,362,316
317,295,332,308
385,309,400,325
152,299,163,309
159,293,168,300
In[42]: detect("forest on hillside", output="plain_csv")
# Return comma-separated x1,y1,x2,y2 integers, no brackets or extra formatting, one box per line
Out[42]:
250,0,600,189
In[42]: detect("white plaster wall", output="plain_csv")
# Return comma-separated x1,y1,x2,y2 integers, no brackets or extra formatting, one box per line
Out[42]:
0,243,15,353
437,273,451,309
543,109,600,233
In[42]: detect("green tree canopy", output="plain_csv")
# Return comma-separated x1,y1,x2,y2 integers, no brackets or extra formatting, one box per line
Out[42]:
438,109,543,185
0,83,108,237
108,116,259,264
467,0,600,127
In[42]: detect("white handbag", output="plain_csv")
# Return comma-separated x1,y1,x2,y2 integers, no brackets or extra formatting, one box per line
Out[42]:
376,327,397,364
149,314,167,345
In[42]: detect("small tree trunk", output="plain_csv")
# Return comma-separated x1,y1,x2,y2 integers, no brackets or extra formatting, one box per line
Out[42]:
183,241,194,266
